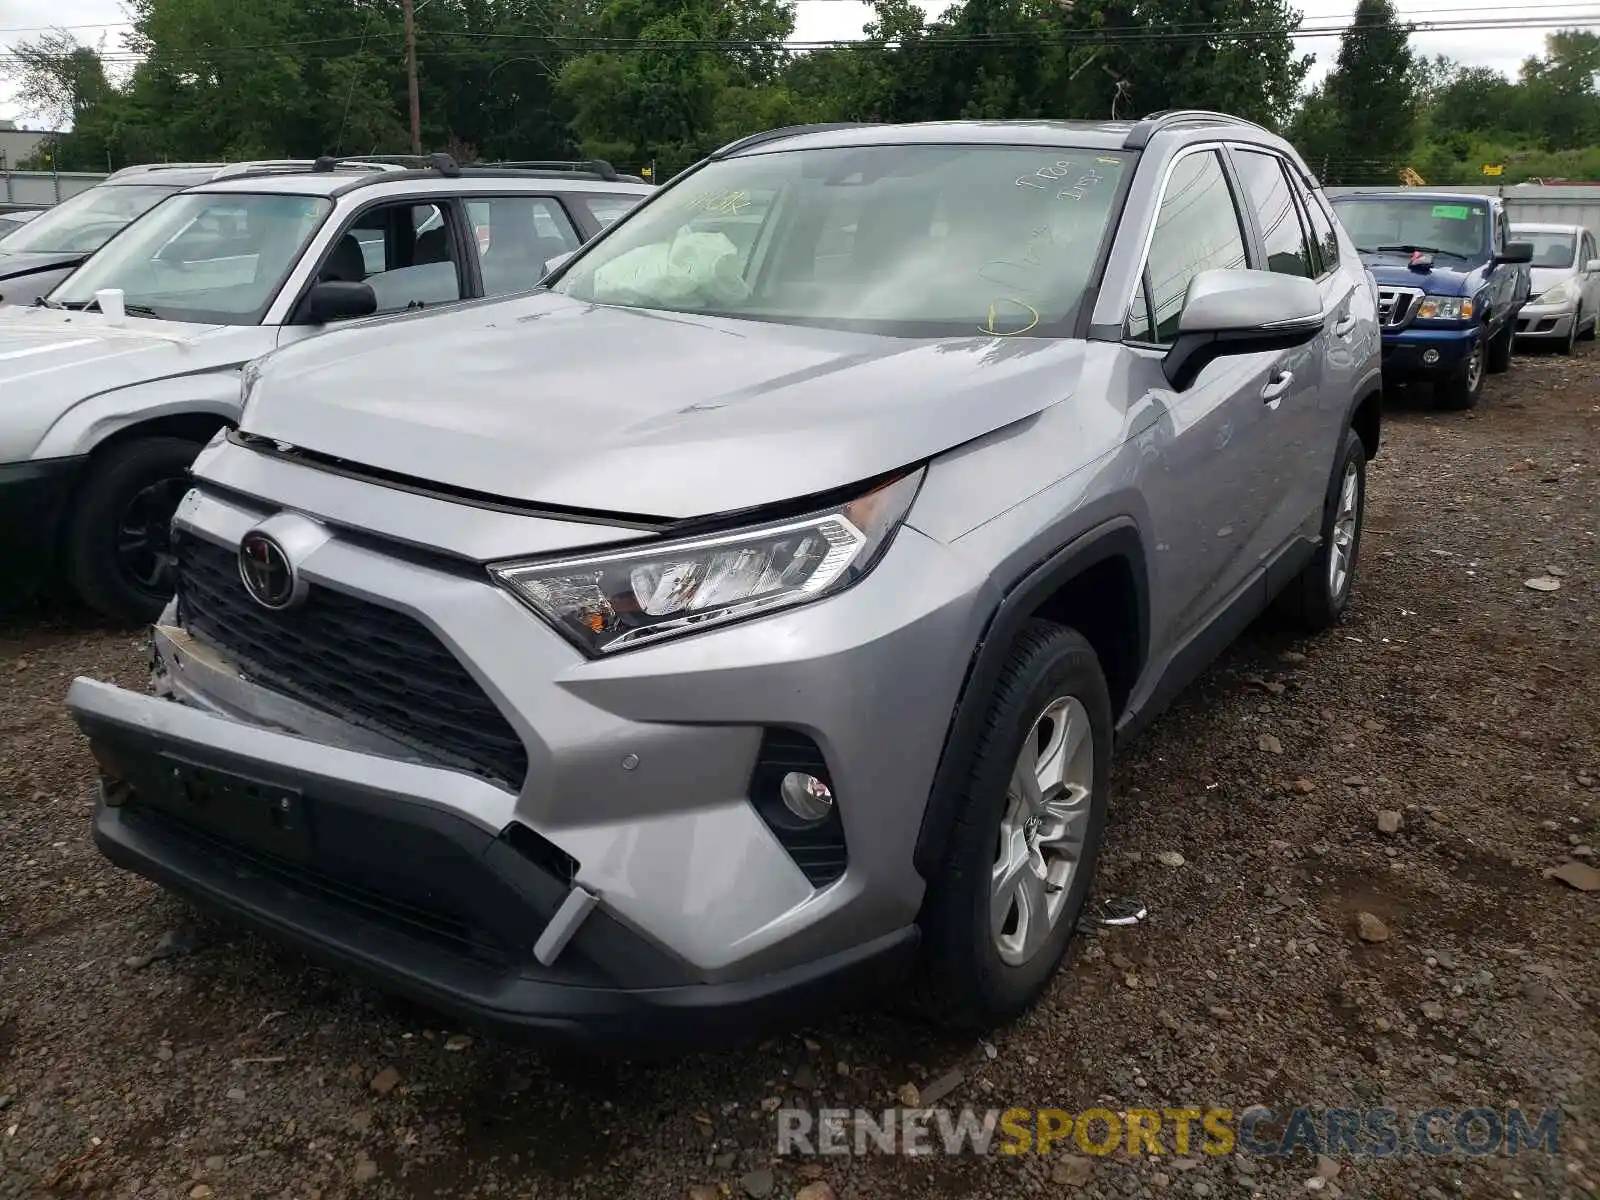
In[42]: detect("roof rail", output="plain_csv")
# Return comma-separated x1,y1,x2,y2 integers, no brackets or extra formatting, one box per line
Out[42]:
311,152,462,177
104,161,225,182
472,158,621,182
209,158,401,181
712,123,879,159
1122,110,1271,151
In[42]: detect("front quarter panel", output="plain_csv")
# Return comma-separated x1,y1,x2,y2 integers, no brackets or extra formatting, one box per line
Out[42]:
33,369,246,459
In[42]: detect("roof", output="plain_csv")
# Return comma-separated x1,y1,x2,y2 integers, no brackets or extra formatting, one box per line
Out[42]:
193,171,653,199
716,112,1292,160
1510,220,1583,233
723,120,1140,156
1330,189,1496,204
105,165,229,188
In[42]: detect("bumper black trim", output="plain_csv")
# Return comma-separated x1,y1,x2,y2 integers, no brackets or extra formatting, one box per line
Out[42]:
0,454,85,576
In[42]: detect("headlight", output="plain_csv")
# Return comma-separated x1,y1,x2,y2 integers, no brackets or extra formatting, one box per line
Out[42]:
1415,295,1474,320
492,470,924,654
1538,278,1579,305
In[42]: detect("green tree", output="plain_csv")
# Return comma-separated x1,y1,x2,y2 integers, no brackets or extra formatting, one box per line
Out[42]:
1319,0,1418,184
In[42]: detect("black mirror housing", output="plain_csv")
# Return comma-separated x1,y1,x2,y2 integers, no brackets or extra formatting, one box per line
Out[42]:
1163,324,1321,391
1497,241,1534,265
300,280,378,324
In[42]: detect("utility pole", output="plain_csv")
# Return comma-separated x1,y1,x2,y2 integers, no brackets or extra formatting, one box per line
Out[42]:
403,0,421,155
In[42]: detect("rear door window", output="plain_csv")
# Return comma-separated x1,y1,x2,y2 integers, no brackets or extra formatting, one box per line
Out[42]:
465,196,582,297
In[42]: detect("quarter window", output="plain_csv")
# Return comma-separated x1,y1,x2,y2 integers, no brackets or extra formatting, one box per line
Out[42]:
1232,150,1313,279
1298,183,1340,275
1138,150,1249,344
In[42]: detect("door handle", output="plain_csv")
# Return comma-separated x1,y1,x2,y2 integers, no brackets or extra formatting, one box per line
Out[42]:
1333,315,1357,338
1261,371,1294,405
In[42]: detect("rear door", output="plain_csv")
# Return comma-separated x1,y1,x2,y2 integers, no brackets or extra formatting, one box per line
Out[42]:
1225,146,1336,557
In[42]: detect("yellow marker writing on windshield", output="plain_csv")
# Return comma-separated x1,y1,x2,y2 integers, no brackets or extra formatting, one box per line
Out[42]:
983,298,1040,336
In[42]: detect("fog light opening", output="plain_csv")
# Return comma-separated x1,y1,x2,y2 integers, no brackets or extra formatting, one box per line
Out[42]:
780,771,835,824
1422,348,1440,365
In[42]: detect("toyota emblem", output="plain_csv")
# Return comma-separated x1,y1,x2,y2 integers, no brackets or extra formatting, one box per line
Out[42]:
238,531,298,610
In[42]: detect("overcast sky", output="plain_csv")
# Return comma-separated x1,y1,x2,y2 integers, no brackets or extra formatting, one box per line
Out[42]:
0,0,1576,124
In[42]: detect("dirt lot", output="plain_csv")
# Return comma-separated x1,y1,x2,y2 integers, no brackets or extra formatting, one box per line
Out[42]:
2,346,1597,1200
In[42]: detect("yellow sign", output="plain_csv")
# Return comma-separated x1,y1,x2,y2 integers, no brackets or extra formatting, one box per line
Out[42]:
1482,163,1504,176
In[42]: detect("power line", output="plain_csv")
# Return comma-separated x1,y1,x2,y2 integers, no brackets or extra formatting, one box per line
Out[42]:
3,12,1591,63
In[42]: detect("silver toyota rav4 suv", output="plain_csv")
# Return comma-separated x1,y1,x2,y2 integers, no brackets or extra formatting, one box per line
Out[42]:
68,112,1382,1046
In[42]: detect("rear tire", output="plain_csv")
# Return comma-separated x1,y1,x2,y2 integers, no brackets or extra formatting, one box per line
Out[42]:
63,436,203,626
1283,427,1366,634
1486,318,1514,373
1435,338,1485,410
913,621,1112,1031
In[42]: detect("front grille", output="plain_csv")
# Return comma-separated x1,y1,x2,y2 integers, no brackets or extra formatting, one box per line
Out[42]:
1377,286,1422,329
175,533,529,789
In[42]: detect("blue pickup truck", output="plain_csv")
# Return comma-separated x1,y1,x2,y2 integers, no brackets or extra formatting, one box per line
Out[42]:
1329,190,1532,409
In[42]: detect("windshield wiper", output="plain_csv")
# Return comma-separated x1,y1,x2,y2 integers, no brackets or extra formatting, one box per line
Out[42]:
1373,243,1469,260
31,296,66,310
72,297,163,318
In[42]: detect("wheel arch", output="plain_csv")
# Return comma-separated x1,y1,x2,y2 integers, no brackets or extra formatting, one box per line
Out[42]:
1348,384,1382,462
912,518,1149,879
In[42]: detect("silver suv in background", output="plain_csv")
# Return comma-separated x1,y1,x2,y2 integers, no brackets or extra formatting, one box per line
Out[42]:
1,155,651,623
1513,222,1600,354
69,112,1382,1046
0,163,231,309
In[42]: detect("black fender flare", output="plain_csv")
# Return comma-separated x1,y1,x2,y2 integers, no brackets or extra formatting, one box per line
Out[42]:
912,517,1150,880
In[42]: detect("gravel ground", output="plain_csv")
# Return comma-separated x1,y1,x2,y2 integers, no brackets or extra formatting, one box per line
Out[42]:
2,347,1597,1200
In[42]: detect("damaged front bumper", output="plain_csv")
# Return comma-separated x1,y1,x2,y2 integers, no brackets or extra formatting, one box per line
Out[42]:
70,674,916,1047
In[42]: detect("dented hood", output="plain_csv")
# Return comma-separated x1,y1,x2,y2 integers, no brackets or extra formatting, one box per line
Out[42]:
240,291,1089,519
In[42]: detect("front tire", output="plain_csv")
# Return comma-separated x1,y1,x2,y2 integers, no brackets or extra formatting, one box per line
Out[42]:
63,436,203,626
1283,426,1366,633
915,621,1112,1030
1559,313,1578,356
1436,337,1485,410
1487,318,1514,373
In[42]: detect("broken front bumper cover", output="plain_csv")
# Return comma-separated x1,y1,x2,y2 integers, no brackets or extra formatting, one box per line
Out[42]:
68,677,917,1048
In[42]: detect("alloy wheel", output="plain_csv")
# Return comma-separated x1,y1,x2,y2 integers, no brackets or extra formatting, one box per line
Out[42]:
115,476,188,597
991,695,1094,966
1328,458,1361,601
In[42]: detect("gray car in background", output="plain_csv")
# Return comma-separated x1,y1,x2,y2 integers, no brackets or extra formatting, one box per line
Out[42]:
68,112,1382,1046
0,208,43,239
0,163,229,309
1513,222,1600,354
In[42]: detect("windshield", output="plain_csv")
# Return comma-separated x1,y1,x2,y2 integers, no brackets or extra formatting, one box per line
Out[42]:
1,184,178,255
52,192,333,325
1331,198,1488,260
552,145,1131,336
1514,229,1576,269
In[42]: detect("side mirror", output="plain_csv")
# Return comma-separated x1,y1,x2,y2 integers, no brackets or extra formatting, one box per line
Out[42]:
299,280,377,324
1162,269,1324,391
1586,258,1600,273
541,250,576,278
1496,241,1534,265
